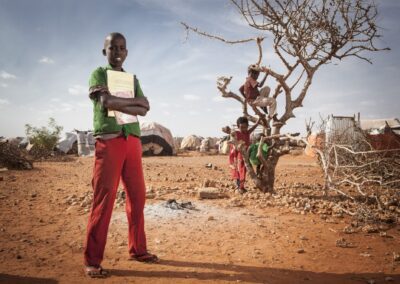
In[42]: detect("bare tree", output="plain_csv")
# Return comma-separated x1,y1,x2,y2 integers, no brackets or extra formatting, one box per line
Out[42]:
182,0,389,192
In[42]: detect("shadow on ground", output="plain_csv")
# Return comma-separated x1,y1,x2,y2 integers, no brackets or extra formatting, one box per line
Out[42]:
0,273,58,284
109,259,400,284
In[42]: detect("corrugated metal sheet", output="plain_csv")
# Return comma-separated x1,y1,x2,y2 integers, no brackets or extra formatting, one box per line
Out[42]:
360,118,400,131
325,115,361,145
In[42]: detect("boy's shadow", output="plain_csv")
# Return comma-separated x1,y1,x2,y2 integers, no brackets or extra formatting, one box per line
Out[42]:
109,259,400,283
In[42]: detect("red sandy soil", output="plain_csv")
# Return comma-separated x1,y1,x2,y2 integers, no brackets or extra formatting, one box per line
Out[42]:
0,153,399,284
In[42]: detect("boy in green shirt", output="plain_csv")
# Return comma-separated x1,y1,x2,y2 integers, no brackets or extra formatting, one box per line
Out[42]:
84,32,158,278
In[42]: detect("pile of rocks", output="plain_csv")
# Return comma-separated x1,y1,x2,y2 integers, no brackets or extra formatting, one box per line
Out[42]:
65,191,92,212
224,181,399,230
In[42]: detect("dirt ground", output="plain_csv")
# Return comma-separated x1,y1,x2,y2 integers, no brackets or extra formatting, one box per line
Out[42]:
0,153,399,284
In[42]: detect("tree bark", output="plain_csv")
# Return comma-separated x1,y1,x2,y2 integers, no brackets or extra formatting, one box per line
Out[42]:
259,153,279,193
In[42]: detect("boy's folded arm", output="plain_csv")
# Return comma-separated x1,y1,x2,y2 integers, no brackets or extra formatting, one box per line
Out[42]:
100,93,150,111
118,105,148,116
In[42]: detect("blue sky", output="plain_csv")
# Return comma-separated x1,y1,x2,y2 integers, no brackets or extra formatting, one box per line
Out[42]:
0,0,399,138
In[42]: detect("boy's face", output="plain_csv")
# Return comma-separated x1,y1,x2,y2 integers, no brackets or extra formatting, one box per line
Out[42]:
238,123,248,133
250,70,259,80
103,35,128,70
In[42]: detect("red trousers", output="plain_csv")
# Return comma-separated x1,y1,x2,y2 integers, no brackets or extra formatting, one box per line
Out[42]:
229,145,246,189
84,135,147,266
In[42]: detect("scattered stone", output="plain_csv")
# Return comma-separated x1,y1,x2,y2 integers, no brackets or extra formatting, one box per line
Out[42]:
379,232,393,238
299,236,308,241
362,225,379,234
393,252,400,262
205,163,213,169
164,199,196,210
385,276,394,282
366,279,375,284
343,226,356,234
202,179,217,187
146,193,156,199
297,248,305,254
360,252,371,257
208,216,215,221
336,238,356,248
228,198,244,208
198,187,223,199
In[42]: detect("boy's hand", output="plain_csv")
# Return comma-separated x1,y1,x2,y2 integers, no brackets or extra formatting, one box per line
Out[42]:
99,90,112,107
133,97,150,110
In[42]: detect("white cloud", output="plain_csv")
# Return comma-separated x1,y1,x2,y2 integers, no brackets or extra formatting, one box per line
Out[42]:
189,110,199,116
226,107,242,113
360,100,374,106
0,82,8,88
39,57,55,64
50,98,61,102
68,84,87,96
45,102,73,114
77,101,91,108
159,102,170,108
0,70,16,79
196,73,218,82
212,96,225,102
0,99,10,105
183,94,201,101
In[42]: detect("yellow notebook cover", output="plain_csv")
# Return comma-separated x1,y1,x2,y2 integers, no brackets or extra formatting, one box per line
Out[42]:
106,70,138,125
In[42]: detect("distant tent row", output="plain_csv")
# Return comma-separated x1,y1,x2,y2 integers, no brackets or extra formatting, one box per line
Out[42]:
4,121,230,157
56,122,177,157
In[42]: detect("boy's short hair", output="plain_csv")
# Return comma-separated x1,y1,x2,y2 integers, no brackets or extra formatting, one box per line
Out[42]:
104,32,126,48
247,64,259,74
237,116,249,126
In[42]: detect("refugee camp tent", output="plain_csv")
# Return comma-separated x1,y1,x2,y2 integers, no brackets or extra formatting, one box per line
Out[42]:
180,135,202,150
76,130,95,156
199,137,219,152
56,132,78,154
55,130,93,156
140,121,175,156
173,137,183,152
200,138,211,152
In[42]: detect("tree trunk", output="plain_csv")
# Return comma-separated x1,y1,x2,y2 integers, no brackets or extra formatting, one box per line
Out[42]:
259,152,280,193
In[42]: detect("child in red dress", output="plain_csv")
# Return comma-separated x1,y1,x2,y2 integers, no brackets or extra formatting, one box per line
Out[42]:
223,116,260,193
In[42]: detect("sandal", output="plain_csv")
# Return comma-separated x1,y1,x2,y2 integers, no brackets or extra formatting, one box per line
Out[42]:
84,265,108,278
130,252,159,263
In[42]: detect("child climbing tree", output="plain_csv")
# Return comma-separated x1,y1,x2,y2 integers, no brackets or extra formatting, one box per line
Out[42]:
182,0,389,192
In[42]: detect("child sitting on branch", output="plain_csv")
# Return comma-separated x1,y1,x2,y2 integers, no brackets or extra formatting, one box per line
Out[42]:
239,64,280,125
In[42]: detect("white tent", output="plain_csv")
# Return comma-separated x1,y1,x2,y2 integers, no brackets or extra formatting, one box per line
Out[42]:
56,130,94,156
56,132,77,154
180,135,202,150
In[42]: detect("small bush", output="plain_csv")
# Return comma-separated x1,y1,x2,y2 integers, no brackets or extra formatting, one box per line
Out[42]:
25,118,63,158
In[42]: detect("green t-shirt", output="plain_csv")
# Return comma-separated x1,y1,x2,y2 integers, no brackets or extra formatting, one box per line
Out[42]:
89,64,144,137
249,142,269,166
